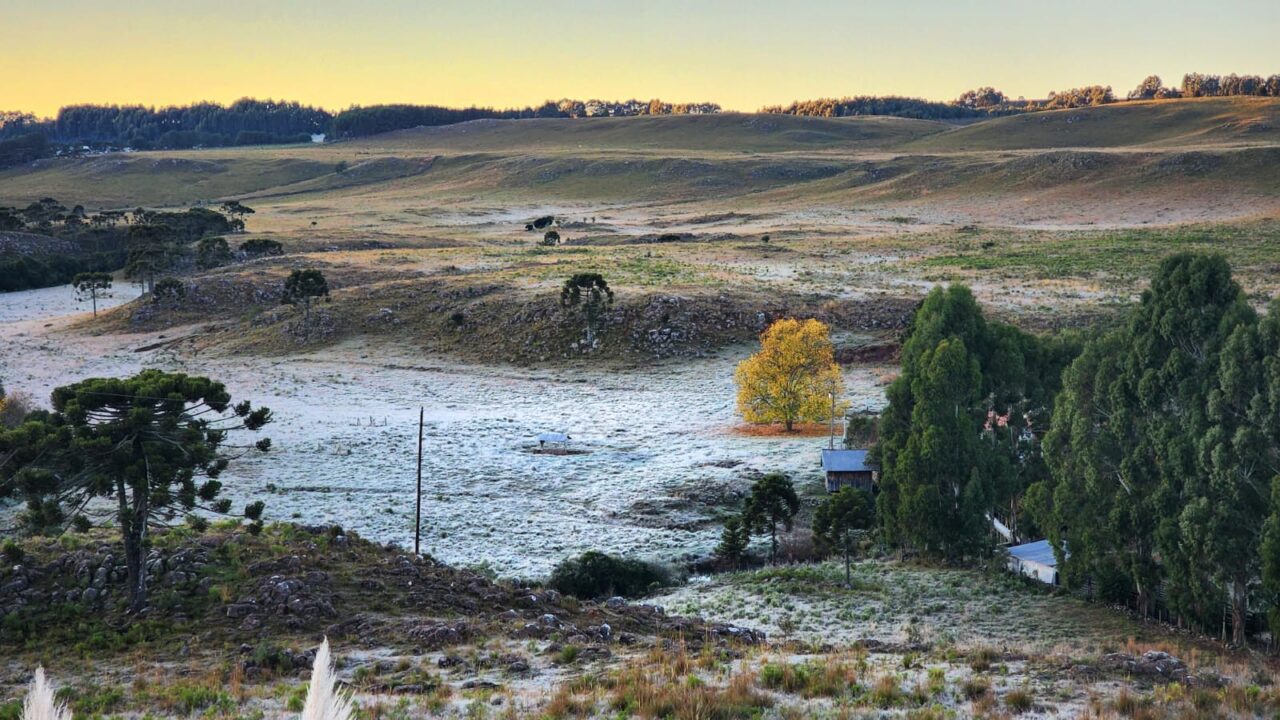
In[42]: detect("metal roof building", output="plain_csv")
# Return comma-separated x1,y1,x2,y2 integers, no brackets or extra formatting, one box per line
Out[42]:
821,449,876,493
1007,539,1060,585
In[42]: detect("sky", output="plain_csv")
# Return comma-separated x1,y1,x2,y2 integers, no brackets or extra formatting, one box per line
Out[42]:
3,0,1279,117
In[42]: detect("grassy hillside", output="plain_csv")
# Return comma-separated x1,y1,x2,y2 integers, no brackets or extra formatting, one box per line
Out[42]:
1,97,1279,231
350,112,952,155
0,154,338,207
910,96,1280,151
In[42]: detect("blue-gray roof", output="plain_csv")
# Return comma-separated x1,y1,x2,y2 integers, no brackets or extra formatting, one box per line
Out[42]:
822,449,870,473
1008,539,1057,567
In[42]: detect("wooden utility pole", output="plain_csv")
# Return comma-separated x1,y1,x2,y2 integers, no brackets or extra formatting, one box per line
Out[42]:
828,390,837,450
415,406,423,555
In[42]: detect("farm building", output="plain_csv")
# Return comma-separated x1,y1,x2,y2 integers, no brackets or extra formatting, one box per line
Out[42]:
821,449,876,493
1007,539,1059,585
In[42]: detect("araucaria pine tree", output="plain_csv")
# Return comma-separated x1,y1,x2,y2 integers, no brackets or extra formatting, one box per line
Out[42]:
743,473,799,564
0,370,272,613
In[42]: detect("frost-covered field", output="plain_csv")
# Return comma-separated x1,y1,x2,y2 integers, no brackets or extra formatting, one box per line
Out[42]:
0,286,887,576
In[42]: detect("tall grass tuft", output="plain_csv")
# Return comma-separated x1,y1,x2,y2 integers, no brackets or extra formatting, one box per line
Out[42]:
23,667,71,720
302,639,354,720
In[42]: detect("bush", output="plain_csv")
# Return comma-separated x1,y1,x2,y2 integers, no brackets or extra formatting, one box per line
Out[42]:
547,551,671,599
0,539,23,564
239,238,284,258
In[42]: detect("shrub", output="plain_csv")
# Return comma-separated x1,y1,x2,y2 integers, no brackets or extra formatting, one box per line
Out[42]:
870,675,901,707
547,551,671,599
961,676,990,700
1005,687,1034,713
239,238,284,258
0,539,23,564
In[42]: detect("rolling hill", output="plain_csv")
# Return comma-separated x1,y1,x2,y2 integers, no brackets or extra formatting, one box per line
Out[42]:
0,97,1278,227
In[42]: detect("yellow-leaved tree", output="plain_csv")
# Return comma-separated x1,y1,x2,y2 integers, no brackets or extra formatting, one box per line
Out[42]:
735,318,846,431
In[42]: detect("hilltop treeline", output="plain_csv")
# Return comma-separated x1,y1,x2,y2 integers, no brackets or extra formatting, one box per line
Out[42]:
0,97,723,154
0,99,328,150
761,95,996,120
764,72,1280,120
303,98,721,138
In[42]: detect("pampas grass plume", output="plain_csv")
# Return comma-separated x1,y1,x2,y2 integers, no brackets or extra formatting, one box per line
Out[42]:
302,638,353,720
23,667,71,720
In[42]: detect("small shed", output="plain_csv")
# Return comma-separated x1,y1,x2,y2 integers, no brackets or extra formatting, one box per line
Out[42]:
821,449,876,493
536,432,571,449
1007,539,1059,585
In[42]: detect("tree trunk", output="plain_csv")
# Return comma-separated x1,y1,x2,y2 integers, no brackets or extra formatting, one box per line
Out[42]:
123,519,147,613
843,541,851,588
116,476,147,614
784,419,794,432
1231,578,1248,647
770,522,778,564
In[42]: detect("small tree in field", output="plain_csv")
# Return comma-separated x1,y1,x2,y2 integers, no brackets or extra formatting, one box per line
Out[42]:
0,370,272,612
814,486,876,587
219,200,254,232
196,236,233,269
736,318,845,431
744,473,799,564
151,277,186,323
560,273,614,345
714,514,750,568
72,272,113,317
283,269,330,334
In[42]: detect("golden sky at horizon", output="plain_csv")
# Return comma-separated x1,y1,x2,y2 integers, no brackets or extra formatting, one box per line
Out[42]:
4,0,1279,117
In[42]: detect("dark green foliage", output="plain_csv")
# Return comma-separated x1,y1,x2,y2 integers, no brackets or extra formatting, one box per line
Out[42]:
714,514,750,567
124,223,173,292
147,207,234,242
762,96,997,119
1030,254,1277,642
954,87,1008,109
560,273,614,344
0,202,234,294
1262,477,1280,637
151,276,185,306
0,132,49,169
1043,86,1115,109
0,370,272,611
239,238,283,258
743,473,799,564
814,486,875,586
37,99,329,148
876,285,1078,562
331,104,524,138
196,236,233,269
71,271,112,317
283,269,329,330
547,551,669,599
0,252,123,293
0,538,22,564
219,201,254,231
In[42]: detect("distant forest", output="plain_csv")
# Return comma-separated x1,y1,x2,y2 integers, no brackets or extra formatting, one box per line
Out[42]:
763,72,1280,119
0,97,721,163
1,72,1277,165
